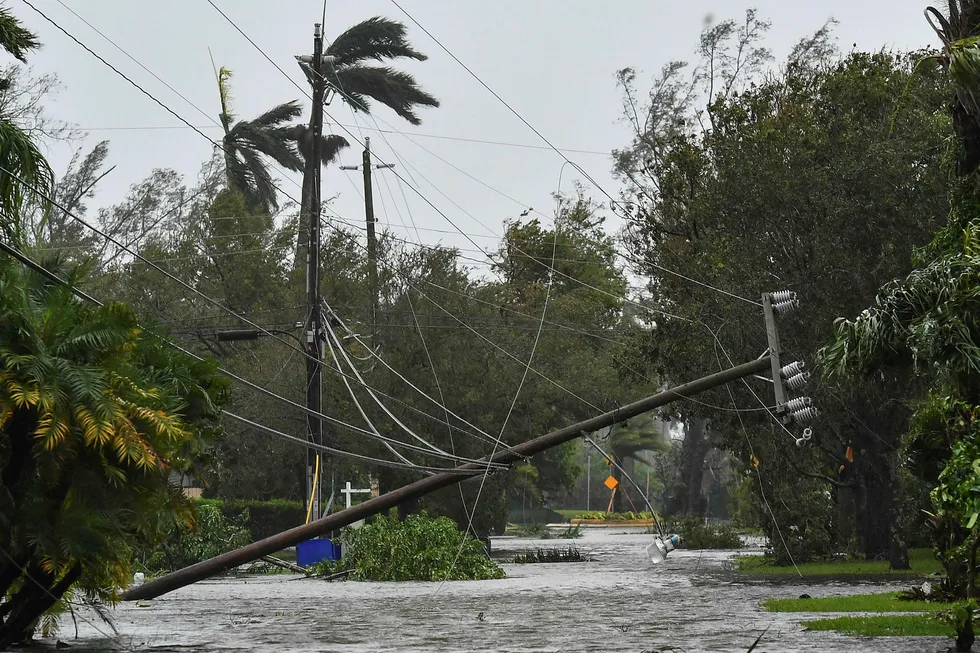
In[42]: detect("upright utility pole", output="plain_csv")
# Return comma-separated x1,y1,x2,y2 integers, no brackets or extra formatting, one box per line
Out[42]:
340,137,394,498
340,136,394,342
303,24,327,522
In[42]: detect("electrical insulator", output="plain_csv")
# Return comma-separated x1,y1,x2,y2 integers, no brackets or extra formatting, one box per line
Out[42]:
780,361,805,378
784,397,813,412
790,405,819,424
769,290,797,304
785,371,810,391
772,297,799,314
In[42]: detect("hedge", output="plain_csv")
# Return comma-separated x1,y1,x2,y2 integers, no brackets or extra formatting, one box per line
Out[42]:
197,498,305,541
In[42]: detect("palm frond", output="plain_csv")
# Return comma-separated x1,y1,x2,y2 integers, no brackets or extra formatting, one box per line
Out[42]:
234,122,304,171
238,146,279,213
320,134,350,166
332,65,440,125
248,100,304,128
0,5,40,63
327,17,427,67
0,118,54,243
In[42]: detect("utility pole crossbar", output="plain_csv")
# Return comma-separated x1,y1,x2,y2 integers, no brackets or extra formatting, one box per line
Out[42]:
122,356,769,601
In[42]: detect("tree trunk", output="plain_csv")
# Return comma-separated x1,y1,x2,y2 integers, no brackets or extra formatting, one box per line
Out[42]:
0,562,80,649
673,418,710,516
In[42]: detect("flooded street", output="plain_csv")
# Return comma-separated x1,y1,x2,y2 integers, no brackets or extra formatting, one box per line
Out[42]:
59,528,946,652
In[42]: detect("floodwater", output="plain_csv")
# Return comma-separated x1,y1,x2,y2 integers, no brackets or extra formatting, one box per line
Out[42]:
49,528,947,652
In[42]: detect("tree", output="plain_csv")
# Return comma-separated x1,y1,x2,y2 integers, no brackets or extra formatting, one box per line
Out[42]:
606,413,669,513
212,67,304,215
821,1,980,601
293,16,439,272
0,7,52,242
616,12,950,564
0,253,228,646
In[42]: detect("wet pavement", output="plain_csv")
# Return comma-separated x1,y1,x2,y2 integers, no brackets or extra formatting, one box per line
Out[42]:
51,528,948,652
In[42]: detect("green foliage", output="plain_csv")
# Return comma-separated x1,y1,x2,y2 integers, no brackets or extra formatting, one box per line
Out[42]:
134,503,250,574
312,513,504,582
197,498,304,541
0,254,228,645
662,517,742,549
763,591,955,613
574,511,655,521
801,615,953,637
736,547,941,576
511,546,590,563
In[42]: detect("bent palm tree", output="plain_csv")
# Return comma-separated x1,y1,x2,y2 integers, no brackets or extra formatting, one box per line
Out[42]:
0,6,53,242
292,16,440,270
214,67,304,215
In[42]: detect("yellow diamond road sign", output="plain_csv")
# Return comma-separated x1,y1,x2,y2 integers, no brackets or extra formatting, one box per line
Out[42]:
604,476,619,490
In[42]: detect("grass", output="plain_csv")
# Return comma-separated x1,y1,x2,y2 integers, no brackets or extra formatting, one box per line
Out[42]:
736,548,941,576
763,591,955,613
802,615,952,637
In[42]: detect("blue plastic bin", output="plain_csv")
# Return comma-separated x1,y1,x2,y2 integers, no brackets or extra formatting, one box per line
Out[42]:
296,538,342,566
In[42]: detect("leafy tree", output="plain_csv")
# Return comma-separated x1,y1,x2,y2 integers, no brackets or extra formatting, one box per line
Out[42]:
0,254,229,646
616,13,950,564
820,1,980,599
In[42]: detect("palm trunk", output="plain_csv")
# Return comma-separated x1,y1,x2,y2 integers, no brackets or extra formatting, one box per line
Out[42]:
0,562,80,649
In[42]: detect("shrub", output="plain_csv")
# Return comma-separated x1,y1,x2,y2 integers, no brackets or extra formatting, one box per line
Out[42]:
134,503,251,574
574,511,654,521
662,517,743,549
198,498,305,541
311,512,505,581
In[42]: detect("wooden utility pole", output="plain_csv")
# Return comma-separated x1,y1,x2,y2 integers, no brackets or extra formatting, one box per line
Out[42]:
303,23,326,521
340,136,394,341
339,138,394,498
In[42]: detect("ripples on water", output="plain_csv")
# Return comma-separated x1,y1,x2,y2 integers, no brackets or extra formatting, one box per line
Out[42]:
50,529,947,652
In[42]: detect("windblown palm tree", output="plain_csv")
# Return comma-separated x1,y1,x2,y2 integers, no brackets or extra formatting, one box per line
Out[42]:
213,67,306,215
0,5,53,242
292,16,440,269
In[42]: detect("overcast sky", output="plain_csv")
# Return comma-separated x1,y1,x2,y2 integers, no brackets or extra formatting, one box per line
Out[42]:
13,0,937,275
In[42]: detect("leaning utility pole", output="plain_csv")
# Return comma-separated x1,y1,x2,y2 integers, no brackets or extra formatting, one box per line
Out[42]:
121,290,818,601
339,136,394,340
298,24,327,522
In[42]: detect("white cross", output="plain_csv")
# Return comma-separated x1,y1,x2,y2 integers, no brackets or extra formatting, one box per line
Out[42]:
341,481,372,509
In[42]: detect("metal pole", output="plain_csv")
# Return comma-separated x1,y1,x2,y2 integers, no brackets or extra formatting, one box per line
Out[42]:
305,23,326,521
122,356,770,601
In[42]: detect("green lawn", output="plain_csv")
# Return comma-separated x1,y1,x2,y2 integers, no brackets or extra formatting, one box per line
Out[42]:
763,591,954,613
736,548,941,576
802,615,952,637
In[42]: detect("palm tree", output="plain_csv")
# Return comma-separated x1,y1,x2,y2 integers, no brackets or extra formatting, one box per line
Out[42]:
292,16,440,269
0,6,53,242
0,253,227,646
213,67,306,215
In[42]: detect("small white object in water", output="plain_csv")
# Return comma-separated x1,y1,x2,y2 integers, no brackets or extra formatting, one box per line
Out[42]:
921,581,932,596
647,534,679,565
133,572,145,587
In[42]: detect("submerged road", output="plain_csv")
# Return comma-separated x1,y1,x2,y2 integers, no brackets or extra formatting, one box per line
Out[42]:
60,528,944,652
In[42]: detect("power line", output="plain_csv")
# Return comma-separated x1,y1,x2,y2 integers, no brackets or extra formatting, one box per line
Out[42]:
0,240,502,471
76,123,611,155
387,0,760,309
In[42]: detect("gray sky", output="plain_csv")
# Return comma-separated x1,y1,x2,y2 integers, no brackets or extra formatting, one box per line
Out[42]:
16,0,936,274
